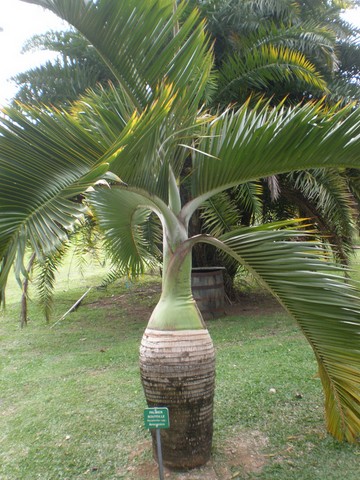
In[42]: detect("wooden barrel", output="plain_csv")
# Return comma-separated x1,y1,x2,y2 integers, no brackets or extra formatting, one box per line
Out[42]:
191,267,225,319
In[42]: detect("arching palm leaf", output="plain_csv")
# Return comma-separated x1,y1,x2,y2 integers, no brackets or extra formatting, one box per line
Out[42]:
216,45,327,104
238,21,338,65
200,181,263,237
288,168,358,261
0,103,111,300
33,243,69,323
89,187,163,277
187,100,360,216
23,0,212,114
198,222,360,441
200,192,242,237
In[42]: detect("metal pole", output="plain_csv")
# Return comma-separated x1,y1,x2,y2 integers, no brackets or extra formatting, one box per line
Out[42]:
156,428,165,480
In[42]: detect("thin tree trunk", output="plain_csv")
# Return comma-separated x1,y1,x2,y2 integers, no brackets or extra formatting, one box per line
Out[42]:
20,252,36,328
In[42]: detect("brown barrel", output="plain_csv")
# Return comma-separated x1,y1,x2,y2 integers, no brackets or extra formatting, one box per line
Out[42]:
191,267,225,319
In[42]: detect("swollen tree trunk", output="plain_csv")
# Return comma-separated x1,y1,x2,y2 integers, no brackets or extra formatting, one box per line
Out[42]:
140,326,215,469
139,231,216,469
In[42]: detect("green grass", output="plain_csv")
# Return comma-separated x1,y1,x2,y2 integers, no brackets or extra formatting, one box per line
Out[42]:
1,256,359,479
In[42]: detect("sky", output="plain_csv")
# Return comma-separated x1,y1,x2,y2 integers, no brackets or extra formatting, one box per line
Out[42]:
0,0,68,107
0,1,360,108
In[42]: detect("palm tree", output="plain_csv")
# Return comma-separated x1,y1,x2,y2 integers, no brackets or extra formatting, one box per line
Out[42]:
1,0,360,469
12,30,115,108
199,0,332,105
261,168,360,263
200,0,360,105
196,0,360,279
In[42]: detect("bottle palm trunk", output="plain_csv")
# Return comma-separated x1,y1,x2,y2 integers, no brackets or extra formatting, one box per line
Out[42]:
139,236,216,468
140,325,215,469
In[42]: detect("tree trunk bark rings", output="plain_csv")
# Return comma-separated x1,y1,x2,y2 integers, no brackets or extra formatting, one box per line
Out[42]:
140,328,216,469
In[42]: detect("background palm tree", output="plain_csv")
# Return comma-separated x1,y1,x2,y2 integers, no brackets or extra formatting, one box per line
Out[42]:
190,0,360,285
11,30,114,108
14,1,360,108
1,0,360,469
195,0,360,105
11,1,360,289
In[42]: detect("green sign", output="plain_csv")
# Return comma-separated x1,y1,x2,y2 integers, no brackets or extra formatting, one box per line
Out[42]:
144,407,170,429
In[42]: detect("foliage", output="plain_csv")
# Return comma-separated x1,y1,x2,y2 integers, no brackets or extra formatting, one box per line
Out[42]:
192,0,360,272
11,1,360,274
187,0,360,110
12,30,114,108
1,269,360,479
1,0,359,445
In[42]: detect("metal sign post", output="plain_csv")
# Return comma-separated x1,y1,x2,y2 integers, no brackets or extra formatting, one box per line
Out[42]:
155,428,164,480
144,407,170,480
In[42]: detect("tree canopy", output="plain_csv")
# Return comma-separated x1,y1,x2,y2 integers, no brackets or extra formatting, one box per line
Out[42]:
1,0,360,464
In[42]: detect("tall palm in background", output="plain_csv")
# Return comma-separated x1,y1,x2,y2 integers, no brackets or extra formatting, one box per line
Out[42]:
198,0,360,105
1,0,360,469
193,0,360,278
11,1,360,284
12,30,115,108
14,1,360,108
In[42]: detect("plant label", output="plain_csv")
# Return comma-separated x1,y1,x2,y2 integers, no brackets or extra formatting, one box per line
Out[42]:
144,407,170,429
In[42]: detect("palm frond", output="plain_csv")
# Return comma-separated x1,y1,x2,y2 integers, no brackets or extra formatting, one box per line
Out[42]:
89,187,163,278
187,100,360,214
200,192,241,237
216,44,327,104
235,21,338,71
0,78,185,300
234,181,263,220
200,181,263,237
0,102,112,302
346,168,360,222
207,0,298,34
34,243,69,322
100,267,127,289
288,168,357,260
325,76,360,106
22,0,212,114
72,217,105,265
12,61,111,108
70,83,181,199
102,83,178,201
201,221,360,442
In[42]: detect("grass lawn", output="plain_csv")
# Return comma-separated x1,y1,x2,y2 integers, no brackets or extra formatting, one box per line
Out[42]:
0,256,359,479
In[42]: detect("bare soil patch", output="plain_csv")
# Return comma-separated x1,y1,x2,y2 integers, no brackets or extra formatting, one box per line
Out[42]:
124,430,268,479
88,283,161,322
224,291,283,317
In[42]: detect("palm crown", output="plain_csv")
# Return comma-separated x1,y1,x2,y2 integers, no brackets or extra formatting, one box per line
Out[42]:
1,0,360,467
